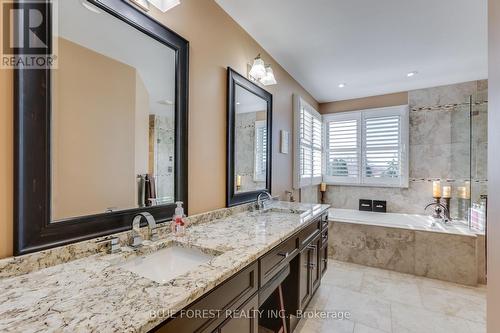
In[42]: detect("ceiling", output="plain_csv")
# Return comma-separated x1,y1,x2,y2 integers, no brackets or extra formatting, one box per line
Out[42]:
235,86,268,114
216,0,488,103
59,0,176,116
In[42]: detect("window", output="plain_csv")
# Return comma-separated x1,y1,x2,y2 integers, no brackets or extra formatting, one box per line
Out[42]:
324,105,409,187
254,120,267,182
294,95,323,188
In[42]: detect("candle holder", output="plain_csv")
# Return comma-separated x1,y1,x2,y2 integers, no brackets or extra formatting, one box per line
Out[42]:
319,183,327,204
432,197,443,219
442,197,452,222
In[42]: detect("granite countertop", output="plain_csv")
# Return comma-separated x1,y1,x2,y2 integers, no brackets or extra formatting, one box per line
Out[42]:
0,201,329,333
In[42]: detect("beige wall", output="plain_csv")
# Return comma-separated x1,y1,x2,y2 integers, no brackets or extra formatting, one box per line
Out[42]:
147,0,318,213
488,0,500,330
319,91,408,114
52,38,150,220
0,68,13,259
0,0,317,258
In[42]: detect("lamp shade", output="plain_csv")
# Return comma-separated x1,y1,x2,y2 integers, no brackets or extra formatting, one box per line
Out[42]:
261,65,277,86
249,56,266,80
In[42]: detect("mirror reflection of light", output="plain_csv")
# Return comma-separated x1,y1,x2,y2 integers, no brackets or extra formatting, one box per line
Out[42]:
80,1,101,14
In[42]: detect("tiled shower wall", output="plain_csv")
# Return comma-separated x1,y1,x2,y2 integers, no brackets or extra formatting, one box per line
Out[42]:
235,112,266,192
325,80,488,215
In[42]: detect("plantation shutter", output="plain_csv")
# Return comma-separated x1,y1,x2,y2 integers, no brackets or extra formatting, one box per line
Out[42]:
363,115,401,184
294,95,323,188
323,105,409,187
325,116,361,183
254,121,267,182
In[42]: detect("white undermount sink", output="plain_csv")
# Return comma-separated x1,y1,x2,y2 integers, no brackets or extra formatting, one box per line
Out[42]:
118,246,215,284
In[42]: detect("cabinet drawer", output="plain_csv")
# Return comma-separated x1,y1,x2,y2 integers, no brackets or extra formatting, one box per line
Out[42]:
299,219,321,249
259,236,298,287
154,262,258,333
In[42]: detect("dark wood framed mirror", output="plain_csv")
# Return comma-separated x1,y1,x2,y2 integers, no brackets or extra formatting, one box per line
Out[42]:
226,68,272,207
14,0,189,255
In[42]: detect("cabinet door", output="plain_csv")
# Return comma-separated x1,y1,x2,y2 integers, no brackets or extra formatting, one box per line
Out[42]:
217,294,259,333
311,236,321,293
298,247,312,309
320,241,328,277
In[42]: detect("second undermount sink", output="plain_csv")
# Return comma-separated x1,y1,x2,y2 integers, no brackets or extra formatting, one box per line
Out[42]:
119,246,216,284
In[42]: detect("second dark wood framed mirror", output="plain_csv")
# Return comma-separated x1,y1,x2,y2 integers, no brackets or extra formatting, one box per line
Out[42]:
226,68,272,207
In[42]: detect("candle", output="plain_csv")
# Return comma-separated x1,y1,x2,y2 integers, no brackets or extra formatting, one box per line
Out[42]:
465,181,471,199
442,186,451,198
457,187,466,199
432,181,441,198
320,183,327,192
236,175,242,187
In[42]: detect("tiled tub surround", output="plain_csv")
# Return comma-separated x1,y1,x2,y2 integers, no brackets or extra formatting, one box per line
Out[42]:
328,209,485,286
325,80,488,215
0,201,329,333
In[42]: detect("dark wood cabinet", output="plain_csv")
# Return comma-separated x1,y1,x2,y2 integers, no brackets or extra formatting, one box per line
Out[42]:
298,246,313,308
153,212,329,333
297,213,327,311
320,242,328,277
154,263,258,333
311,234,321,294
216,294,259,333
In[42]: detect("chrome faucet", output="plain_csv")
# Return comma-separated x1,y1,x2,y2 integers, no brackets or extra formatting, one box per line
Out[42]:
256,191,273,210
425,202,450,225
130,212,159,247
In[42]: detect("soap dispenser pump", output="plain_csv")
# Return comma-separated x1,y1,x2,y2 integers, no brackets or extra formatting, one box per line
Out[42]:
172,201,186,236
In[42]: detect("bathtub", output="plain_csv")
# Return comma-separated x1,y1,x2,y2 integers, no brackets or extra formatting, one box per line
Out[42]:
329,208,484,237
328,209,486,286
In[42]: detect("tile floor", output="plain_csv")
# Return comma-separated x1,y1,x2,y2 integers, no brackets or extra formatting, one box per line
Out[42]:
295,260,486,333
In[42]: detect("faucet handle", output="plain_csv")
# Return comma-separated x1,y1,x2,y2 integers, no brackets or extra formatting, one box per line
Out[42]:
150,227,159,242
130,234,143,247
96,236,121,254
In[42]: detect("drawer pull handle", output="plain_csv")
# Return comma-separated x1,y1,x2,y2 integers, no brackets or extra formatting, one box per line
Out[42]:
307,244,316,251
278,252,290,258
309,263,316,269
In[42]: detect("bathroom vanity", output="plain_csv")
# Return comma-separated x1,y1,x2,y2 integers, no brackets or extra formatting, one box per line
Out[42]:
0,202,330,333
154,208,329,333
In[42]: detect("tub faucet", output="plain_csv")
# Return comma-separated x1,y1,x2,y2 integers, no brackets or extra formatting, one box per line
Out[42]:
424,202,450,224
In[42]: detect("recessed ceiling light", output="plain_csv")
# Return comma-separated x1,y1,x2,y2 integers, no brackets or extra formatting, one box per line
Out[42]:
158,99,174,106
338,83,346,88
407,71,418,77
236,102,241,105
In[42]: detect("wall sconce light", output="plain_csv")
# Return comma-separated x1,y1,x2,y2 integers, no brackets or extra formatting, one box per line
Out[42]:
249,54,266,81
248,54,277,86
260,65,277,86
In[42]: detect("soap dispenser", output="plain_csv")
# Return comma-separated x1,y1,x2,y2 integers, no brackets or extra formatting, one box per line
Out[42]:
172,201,187,236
